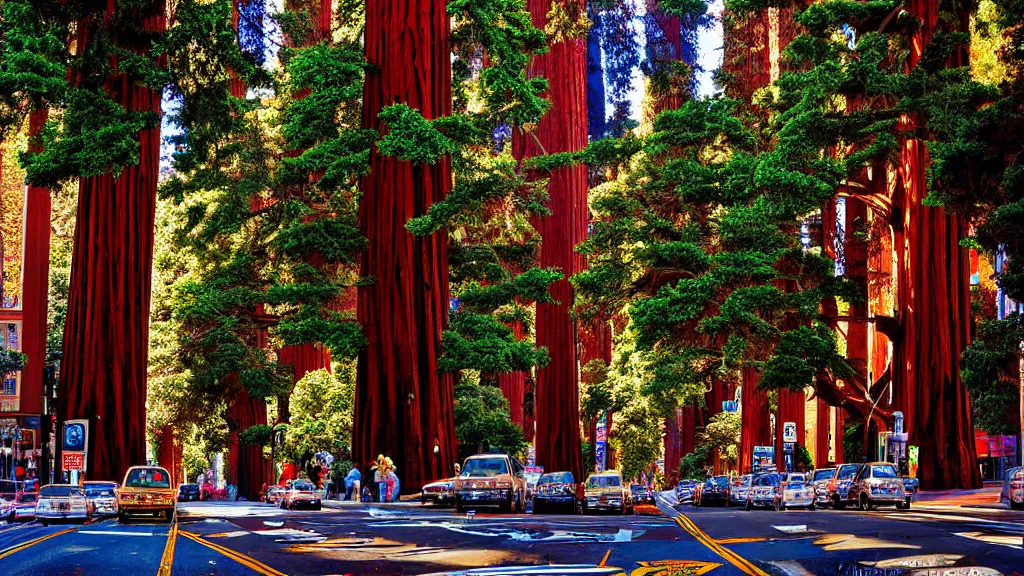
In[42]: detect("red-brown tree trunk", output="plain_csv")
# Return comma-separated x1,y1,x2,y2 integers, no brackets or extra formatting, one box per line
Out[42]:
739,368,772,474
815,397,831,467
19,109,50,417
57,3,165,482
515,0,588,481
663,408,681,477
353,0,457,493
775,389,806,471
890,0,980,490
498,320,528,429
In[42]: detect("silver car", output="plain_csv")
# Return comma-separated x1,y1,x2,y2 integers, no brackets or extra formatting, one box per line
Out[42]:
728,474,753,507
36,484,91,525
1001,466,1023,510
810,467,836,506
84,481,119,517
846,463,907,510
828,463,863,509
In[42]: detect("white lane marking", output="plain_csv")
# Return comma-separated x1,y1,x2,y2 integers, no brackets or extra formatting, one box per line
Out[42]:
769,561,816,576
79,530,157,536
885,512,1023,533
953,531,1024,550
771,525,808,534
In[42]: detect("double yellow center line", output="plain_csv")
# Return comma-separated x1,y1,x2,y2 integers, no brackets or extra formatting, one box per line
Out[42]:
0,527,77,560
179,530,286,576
671,512,769,576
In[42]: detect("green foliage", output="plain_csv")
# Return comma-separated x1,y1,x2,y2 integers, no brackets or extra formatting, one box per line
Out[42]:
280,366,356,463
454,374,528,456
678,444,712,482
961,314,1024,435
0,349,26,375
702,411,742,467
240,424,273,447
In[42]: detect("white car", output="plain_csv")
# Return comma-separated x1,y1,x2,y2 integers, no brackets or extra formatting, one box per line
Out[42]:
0,497,15,522
780,473,815,510
36,484,91,525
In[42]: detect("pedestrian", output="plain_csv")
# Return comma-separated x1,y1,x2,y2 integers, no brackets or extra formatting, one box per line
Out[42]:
386,469,400,502
344,466,361,501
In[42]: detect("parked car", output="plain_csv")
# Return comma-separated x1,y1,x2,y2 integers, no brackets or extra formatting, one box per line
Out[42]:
745,473,782,511
0,496,14,522
630,483,655,505
265,484,287,505
828,463,864,509
0,479,25,504
728,474,753,507
36,484,91,525
810,467,836,507
676,479,699,504
780,473,815,510
532,472,579,514
694,476,730,507
1001,466,1023,510
13,493,39,521
845,462,907,510
583,471,633,514
116,466,177,522
280,479,322,510
177,483,201,503
84,482,118,517
421,478,456,507
454,453,527,513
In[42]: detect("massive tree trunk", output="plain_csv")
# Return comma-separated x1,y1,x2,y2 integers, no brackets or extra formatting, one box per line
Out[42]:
57,2,165,482
354,0,457,493
663,408,681,478
890,0,980,490
516,0,587,481
739,368,772,474
19,109,50,417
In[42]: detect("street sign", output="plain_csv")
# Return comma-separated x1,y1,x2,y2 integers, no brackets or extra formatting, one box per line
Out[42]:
62,452,84,471
783,421,797,443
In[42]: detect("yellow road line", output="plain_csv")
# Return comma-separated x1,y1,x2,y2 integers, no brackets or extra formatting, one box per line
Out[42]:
0,527,77,560
598,548,612,567
179,530,287,576
157,520,178,576
671,513,769,576
715,536,768,544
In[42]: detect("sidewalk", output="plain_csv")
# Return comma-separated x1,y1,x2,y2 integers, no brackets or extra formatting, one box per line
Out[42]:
914,483,1007,509
322,496,422,510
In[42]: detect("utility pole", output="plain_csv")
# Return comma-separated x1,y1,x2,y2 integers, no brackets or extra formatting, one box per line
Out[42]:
41,363,56,485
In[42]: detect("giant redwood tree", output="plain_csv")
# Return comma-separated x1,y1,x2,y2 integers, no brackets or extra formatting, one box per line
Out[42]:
353,0,459,492
516,0,589,480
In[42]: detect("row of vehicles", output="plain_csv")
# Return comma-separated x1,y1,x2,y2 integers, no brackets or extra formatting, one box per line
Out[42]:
0,466,177,526
420,453,644,515
265,480,324,510
681,462,915,511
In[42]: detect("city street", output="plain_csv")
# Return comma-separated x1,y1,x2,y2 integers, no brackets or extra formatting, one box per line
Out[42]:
0,494,1020,575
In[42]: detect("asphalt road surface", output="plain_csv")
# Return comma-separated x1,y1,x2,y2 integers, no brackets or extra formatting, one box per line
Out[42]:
0,493,1021,575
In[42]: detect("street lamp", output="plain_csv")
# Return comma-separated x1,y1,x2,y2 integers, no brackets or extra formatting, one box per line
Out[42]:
433,442,440,479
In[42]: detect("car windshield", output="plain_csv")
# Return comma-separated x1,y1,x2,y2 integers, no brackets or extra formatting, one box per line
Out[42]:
17,494,37,503
462,458,509,477
787,475,806,486
292,481,315,491
871,465,898,478
760,475,780,486
40,486,82,497
813,469,836,482
85,484,116,497
524,472,542,484
124,469,171,489
539,472,573,485
587,475,621,488
710,477,729,488
179,484,198,493
837,465,859,479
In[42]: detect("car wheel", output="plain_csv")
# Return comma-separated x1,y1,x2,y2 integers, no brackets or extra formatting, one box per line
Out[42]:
859,494,870,511
744,498,752,511
808,502,815,510
40,520,49,527
455,496,463,513
313,504,322,512
833,495,845,510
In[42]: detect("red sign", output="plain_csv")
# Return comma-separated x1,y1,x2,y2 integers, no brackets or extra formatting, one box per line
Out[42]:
63,452,85,471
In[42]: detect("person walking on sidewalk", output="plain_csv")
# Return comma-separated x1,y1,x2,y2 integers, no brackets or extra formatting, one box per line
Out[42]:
344,466,361,501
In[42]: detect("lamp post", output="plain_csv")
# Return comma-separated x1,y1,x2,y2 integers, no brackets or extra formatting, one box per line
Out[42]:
433,442,440,480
